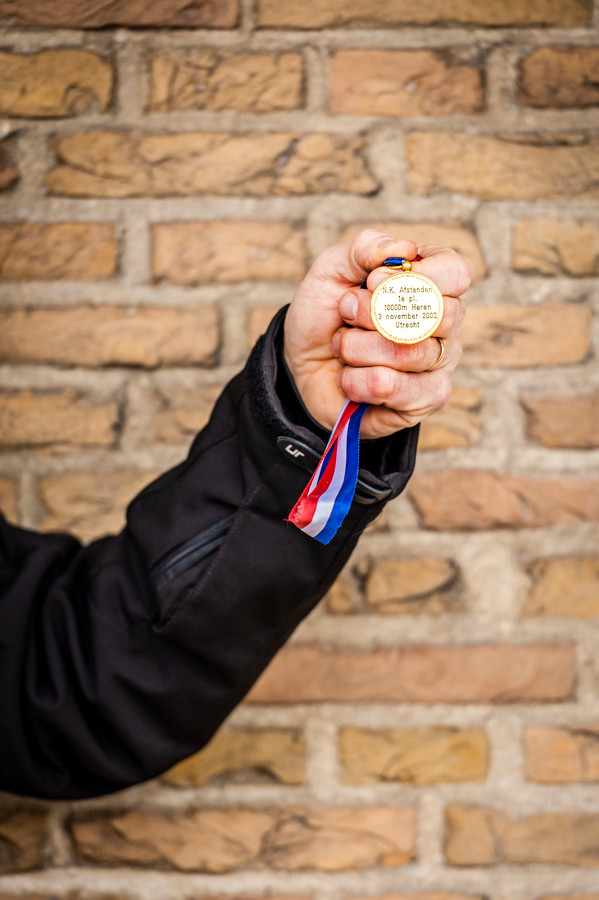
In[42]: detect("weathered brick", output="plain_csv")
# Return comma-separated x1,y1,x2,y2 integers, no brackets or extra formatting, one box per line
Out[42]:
248,643,575,703
0,895,173,900
340,726,489,784
163,728,305,786
0,50,112,117
364,557,460,614
258,0,591,27
0,306,219,367
0,476,18,521
338,221,486,284
524,558,599,618
407,133,599,200
0,811,46,874
0,136,18,191
154,384,224,442
326,572,354,614
536,895,599,900
0,894,58,900
150,50,303,112
522,392,599,448
513,218,599,276
0,390,118,450
461,305,591,368
0,0,239,27
39,470,160,541
445,804,599,866
409,470,599,531
330,51,483,116
519,47,599,109
0,224,118,281
71,806,415,870
46,132,377,198
419,387,482,449
345,895,485,900
152,221,307,285
524,724,599,783
0,896,132,900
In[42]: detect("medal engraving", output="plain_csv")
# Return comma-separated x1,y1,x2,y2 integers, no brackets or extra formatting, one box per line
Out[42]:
370,271,444,344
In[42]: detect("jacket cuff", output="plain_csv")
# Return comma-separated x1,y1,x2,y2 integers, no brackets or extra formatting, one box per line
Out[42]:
246,306,419,505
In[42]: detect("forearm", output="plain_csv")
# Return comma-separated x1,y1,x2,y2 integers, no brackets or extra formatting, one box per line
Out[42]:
0,309,417,800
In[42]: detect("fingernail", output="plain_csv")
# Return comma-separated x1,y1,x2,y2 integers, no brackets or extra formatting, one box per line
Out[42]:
339,291,358,320
377,237,395,248
331,332,341,358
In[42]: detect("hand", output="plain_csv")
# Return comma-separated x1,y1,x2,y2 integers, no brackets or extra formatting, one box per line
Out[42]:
284,229,470,439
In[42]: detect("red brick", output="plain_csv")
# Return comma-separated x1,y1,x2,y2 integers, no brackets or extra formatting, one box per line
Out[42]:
519,47,599,108
0,0,239,27
330,51,483,116
524,724,599,783
258,0,591,27
248,643,575,704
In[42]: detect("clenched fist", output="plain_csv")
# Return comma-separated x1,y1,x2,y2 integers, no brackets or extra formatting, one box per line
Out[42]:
284,229,470,439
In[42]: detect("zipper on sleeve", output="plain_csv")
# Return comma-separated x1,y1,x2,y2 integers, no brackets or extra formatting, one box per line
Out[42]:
150,515,234,592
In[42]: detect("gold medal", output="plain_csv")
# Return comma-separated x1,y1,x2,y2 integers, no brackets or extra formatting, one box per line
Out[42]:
370,260,444,344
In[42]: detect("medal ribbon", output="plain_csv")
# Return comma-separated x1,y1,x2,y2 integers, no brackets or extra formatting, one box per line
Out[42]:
287,398,368,544
288,255,417,545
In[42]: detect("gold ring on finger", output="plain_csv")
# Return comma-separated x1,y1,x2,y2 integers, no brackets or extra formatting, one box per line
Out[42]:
426,337,445,371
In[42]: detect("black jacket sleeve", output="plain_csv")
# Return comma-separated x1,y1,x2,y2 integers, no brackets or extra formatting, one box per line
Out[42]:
0,308,418,800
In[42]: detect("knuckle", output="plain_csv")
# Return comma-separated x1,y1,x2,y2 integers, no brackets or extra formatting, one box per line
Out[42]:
431,373,453,411
338,329,358,364
450,251,472,294
368,366,397,402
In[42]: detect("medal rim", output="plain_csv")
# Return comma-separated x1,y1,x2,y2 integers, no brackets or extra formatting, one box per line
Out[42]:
370,271,444,345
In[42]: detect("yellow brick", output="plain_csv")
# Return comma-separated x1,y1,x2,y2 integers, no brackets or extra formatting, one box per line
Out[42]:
340,727,489,784
0,49,112,117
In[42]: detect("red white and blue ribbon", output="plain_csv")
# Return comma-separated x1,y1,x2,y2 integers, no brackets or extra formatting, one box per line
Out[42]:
287,398,368,544
287,256,420,543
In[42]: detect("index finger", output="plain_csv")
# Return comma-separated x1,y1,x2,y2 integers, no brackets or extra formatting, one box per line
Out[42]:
311,229,419,289
412,244,472,297
367,245,471,299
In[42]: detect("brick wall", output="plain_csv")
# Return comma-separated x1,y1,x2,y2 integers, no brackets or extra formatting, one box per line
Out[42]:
0,1,598,899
